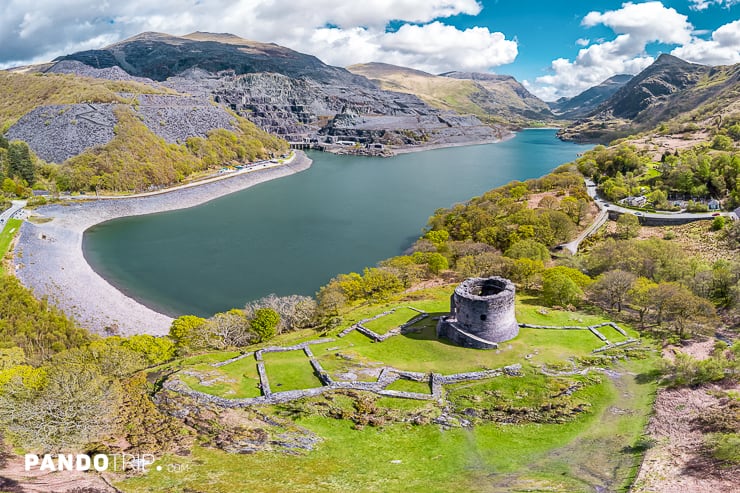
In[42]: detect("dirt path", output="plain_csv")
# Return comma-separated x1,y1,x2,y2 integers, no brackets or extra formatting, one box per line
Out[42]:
632,382,740,493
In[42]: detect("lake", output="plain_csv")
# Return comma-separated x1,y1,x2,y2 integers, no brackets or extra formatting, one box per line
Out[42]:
83,129,591,317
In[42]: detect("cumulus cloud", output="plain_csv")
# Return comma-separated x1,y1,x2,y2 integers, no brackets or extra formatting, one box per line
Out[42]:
576,38,590,47
531,2,694,101
672,19,740,65
689,0,740,11
0,0,517,74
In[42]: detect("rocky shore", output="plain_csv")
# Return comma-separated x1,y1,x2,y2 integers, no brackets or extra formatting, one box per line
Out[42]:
12,152,312,336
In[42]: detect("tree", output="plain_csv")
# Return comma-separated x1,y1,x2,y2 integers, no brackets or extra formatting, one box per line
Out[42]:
722,220,740,249
203,310,253,349
7,142,35,185
510,258,544,289
360,267,404,301
541,266,591,307
122,334,175,365
542,271,583,307
589,269,636,312
616,214,640,239
559,196,588,224
504,239,550,262
538,195,560,210
411,251,449,275
0,366,119,453
2,177,15,195
316,283,347,317
379,256,427,287
250,308,280,342
244,294,318,333
627,277,657,328
649,282,716,337
169,315,207,353
424,230,449,248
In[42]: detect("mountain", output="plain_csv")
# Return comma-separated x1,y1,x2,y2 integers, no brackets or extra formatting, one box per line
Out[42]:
347,63,554,127
46,32,503,148
549,74,632,119
57,31,372,88
559,54,740,143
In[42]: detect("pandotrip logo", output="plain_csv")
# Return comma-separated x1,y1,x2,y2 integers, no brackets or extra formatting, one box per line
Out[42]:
25,453,157,473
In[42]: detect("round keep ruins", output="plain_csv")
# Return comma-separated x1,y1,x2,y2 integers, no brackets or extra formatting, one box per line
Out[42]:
436,276,519,349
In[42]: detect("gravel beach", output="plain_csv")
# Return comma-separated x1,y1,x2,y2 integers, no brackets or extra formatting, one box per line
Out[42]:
12,152,312,336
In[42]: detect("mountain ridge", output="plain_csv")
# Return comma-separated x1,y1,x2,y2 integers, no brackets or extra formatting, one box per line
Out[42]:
549,74,632,120
347,62,554,127
559,54,740,143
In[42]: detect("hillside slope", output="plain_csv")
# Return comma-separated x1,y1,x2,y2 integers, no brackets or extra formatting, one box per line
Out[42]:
50,32,503,147
549,74,632,120
348,62,554,127
559,55,740,143
0,66,288,192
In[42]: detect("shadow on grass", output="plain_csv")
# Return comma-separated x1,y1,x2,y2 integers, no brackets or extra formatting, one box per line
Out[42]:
634,369,662,385
518,294,548,306
400,312,463,348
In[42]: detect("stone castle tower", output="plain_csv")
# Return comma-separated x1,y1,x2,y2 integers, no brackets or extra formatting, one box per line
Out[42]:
436,276,519,349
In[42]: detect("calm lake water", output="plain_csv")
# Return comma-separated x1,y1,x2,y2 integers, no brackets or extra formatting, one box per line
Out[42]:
83,129,591,317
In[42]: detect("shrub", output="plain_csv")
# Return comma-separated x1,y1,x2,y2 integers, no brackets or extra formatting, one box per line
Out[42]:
250,308,280,342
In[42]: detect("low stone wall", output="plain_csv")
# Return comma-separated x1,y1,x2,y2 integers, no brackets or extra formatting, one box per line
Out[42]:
168,359,522,408
211,352,253,367
338,307,428,342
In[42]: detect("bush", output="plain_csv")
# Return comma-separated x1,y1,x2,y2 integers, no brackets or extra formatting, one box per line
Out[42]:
712,216,726,231
250,308,280,342
504,239,550,262
712,134,734,151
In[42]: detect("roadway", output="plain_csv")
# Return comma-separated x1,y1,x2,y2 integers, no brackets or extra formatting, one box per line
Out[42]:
558,180,730,255
0,200,27,227
586,179,732,221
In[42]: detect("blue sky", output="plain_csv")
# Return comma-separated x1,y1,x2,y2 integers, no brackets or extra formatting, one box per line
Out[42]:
1,0,739,100
446,1,740,97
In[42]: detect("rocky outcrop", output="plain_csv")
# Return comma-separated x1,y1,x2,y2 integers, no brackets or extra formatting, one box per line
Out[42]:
6,104,116,163
211,71,500,145
558,54,740,143
45,32,504,150
133,94,236,143
5,93,239,162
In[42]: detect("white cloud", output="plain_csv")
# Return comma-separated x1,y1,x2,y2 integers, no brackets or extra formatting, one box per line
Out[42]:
0,0,517,74
531,1,694,101
671,19,740,65
689,0,740,11
576,38,590,47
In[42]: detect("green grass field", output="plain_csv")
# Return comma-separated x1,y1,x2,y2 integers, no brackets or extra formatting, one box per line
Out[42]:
362,306,422,334
264,350,323,391
0,218,21,275
124,285,658,492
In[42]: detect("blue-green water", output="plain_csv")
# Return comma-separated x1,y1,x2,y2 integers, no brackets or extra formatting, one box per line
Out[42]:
83,130,591,317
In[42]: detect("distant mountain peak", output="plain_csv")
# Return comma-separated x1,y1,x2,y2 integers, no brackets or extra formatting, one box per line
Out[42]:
549,74,633,119
653,53,701,67
558,54,737,143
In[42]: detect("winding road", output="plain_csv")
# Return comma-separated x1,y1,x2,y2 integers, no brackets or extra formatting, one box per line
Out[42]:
0,200,26,226
558,179,732,255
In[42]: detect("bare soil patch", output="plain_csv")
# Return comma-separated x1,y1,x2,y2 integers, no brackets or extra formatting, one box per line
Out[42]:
633,382,740,493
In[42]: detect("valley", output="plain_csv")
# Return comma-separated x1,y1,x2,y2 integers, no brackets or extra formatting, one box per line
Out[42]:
0,16,739,493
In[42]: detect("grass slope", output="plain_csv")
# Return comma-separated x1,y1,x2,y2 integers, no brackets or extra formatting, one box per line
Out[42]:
0,71,169,132
0,218,21,275
121,286,657,492
347,63,552,128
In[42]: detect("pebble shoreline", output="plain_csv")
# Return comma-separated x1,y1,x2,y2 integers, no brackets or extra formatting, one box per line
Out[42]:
12,152,312,336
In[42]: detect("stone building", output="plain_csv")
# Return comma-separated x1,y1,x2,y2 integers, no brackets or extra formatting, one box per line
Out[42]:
436,277,519,349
